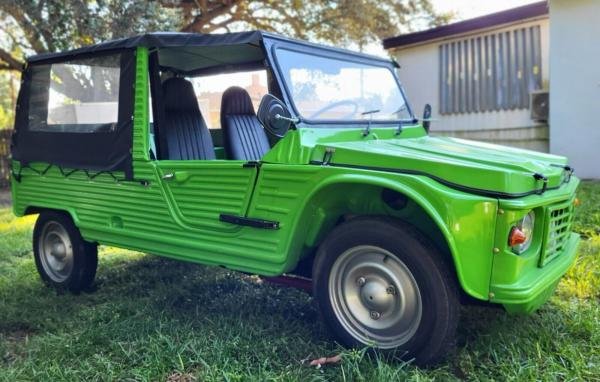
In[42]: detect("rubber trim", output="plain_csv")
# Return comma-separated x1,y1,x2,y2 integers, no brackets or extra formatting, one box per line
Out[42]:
309,161,570,199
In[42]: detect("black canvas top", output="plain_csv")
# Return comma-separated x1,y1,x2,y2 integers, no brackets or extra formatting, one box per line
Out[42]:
27,31,395,66
27,31,264,64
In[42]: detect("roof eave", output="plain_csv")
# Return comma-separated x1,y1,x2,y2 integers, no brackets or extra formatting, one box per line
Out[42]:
383,1,549,50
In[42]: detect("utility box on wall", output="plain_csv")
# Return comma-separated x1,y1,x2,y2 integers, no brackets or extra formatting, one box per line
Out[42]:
530,90,549,122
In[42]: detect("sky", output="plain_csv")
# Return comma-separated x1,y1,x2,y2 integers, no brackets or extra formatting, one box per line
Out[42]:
431,0,541,20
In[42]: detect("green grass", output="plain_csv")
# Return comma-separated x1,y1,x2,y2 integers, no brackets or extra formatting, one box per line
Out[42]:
1,182,599,381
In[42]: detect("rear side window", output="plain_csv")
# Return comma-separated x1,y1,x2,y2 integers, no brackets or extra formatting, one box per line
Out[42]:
28,54,121,133
188,70,268,129
12,49,135,178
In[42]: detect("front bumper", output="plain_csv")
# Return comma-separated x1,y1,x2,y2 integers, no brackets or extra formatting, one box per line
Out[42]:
490,232,580,313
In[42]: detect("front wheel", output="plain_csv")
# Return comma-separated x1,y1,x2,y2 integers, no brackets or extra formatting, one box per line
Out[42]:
33,211,98,293
312,217,459,365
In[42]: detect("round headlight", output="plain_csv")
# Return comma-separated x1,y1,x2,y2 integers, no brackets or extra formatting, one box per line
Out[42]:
511,211,535,253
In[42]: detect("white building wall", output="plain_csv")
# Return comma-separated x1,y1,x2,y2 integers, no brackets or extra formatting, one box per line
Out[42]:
392,18,550,152
549,0,600,179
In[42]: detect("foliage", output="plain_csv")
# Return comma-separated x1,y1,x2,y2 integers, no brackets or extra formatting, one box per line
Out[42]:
0,0,451,71
0,0,179,71
169,0,452,48
0,72,17,129
0,181,599,380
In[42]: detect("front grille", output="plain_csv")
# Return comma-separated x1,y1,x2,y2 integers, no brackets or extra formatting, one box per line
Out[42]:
539,199,574,267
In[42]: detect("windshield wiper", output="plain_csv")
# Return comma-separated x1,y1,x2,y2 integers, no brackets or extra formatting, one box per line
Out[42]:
361,109,380,136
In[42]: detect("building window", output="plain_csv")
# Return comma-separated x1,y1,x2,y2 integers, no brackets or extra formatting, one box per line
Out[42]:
439,25,542,115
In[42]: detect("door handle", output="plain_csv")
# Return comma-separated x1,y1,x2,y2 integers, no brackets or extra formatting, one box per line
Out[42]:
161,171,190,182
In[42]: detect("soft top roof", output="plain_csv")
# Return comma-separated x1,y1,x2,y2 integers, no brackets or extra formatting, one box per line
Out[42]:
28,31,262,63
27,31,395,67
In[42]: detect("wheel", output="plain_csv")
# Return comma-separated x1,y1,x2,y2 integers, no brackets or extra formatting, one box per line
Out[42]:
312,217,459,365
33,211,98,293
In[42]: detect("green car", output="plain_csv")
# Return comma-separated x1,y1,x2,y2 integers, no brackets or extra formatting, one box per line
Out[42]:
10,32,579,365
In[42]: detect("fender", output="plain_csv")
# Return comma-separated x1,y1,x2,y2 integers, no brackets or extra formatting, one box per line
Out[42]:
292,174,463,284
284,171,488,296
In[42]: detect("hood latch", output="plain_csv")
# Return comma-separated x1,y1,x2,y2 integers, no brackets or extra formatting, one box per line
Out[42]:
533,172,548,194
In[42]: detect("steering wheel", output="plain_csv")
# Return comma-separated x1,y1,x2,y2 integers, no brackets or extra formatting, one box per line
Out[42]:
309,100,359,120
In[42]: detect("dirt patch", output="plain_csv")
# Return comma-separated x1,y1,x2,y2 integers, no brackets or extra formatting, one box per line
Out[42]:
166,371,197,382
1,325,35,365
0,323,36,342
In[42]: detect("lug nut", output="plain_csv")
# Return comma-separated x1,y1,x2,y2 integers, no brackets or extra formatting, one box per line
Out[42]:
356,277,366,287
370,311,381,320
386,285,396,295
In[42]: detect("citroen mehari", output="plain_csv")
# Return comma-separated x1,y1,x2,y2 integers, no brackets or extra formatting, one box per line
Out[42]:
10,32,580,364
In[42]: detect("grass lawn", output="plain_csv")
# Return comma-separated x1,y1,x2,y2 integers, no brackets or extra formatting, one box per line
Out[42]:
0,182,599,381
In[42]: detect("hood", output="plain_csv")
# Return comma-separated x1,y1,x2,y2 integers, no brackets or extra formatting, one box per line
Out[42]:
312,135,574,198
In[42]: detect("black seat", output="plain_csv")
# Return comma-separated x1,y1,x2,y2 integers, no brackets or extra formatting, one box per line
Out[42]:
162,77,215,160
220,87,270,160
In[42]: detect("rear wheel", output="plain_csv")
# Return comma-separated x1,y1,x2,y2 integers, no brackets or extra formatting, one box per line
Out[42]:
33,211,98,293
313,217,459,365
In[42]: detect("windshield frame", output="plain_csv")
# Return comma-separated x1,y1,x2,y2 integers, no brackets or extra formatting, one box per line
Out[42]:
270,44,415,126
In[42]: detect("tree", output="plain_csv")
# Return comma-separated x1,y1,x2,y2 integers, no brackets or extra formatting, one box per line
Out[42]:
0,1,178,71
0,0,451,71
169,0,451,48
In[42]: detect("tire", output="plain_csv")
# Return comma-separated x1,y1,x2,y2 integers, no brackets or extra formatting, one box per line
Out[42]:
33,211,98,293
312,216,459,365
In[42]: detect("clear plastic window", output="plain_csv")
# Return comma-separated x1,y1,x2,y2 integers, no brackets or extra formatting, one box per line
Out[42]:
28,54,121,133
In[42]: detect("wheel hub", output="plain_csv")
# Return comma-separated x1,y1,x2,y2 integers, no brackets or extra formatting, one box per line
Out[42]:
359,279,395,313
50,241,67,259
39,221,74,282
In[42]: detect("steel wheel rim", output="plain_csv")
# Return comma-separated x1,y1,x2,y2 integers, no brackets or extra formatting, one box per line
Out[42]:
39,221,73,282
328,245,422,348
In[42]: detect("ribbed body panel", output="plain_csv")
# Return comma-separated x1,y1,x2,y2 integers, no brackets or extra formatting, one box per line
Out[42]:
11,161,297,274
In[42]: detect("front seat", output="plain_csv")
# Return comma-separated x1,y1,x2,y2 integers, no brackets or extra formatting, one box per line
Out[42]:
162,77,215,160
220,87,270,160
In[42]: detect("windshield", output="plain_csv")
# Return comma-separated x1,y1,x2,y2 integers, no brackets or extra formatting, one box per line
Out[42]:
275,48,412,122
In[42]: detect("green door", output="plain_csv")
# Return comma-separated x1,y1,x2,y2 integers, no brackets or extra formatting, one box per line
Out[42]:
156,160,258,232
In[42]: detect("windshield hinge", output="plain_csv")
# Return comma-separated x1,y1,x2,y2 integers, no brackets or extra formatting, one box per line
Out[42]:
322,147,335,165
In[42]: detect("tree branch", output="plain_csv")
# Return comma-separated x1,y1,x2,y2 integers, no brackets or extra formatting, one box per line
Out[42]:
1,3,48,53
0,46,23,71
180,0,241,32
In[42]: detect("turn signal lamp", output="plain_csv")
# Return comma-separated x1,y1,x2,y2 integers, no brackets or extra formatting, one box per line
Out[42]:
508,227,527,247
509,211,535,253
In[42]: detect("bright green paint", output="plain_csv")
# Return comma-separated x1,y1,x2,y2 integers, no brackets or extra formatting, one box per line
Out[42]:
132,47,150,164
11,47,580,314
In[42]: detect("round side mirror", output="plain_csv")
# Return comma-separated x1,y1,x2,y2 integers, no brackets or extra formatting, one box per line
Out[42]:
422,103,432,133
257,94,295,138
